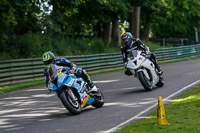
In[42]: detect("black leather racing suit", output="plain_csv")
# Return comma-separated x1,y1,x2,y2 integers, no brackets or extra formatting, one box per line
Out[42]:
121,38,161,75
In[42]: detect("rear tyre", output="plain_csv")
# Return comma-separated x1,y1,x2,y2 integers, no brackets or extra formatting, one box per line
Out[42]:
91,90,104,108
138,71,153,91
60,88,81,115
156,75,164,87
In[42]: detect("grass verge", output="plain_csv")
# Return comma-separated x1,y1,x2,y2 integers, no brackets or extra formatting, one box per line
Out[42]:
116,85,200,133
159,56,200,65
1,56,200,94
0,80,45,94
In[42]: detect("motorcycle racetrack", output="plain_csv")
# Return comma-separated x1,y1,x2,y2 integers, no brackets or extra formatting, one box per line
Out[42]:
1,59,200,133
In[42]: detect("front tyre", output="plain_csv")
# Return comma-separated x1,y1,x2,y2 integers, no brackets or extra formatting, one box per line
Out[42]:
138,71,153,91
60,88,81,115
91,90,104,108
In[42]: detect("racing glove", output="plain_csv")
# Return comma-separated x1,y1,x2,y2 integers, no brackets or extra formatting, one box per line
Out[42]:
145,52,151,58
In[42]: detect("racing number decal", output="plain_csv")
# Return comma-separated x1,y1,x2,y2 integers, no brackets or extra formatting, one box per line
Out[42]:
58,74,65,83
57,69,63,77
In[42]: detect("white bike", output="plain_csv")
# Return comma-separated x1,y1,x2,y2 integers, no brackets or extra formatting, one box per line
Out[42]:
126,49,164,91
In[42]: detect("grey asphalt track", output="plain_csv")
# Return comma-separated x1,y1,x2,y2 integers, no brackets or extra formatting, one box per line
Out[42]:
1,59,200,133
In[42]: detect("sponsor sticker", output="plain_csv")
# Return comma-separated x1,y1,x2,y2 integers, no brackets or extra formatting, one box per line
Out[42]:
65,79,74,87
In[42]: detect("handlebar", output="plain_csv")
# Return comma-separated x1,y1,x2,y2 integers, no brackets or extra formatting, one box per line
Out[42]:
61,68,71,74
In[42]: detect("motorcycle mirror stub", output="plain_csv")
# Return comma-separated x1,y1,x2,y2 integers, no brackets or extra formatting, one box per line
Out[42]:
139,57,143,60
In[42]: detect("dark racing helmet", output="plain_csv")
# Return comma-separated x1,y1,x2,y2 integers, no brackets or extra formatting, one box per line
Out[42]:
42,51,55,68
121,32,133,47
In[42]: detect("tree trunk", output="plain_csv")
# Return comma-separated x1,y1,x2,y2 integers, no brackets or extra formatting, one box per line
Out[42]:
142,22,151,41
130,7,141,38
111,19,121,47
102,21,111,41
95,23,102,38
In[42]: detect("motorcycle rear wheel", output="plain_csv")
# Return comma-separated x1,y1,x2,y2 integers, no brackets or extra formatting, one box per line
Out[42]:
91,90,104,108
156,75,164,87
138,71,153,91
60,88,81,115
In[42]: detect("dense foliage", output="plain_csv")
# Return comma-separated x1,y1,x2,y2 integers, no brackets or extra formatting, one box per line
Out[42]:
0,0,200,60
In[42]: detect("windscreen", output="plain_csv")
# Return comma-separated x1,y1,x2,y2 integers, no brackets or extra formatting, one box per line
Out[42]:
131,50,138,58
49,64,64,81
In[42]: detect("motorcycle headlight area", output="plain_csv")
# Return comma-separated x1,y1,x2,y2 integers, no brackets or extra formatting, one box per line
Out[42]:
129,52,134,59
139,57,143,60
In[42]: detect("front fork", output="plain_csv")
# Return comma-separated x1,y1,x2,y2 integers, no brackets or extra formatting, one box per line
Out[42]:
137,68,151,81
66,88,78,102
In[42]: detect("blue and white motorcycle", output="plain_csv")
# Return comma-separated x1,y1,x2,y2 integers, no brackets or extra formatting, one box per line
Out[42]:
47,64,104,115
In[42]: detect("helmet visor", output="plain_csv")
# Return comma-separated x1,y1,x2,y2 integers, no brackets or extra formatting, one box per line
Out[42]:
122,38,130,46
43,59,54,68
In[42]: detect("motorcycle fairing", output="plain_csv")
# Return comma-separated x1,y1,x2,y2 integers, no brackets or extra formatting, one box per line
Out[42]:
141,59,159,86
47,64,97,109
56,72,95,108
48,82,57,91
126,49,160,87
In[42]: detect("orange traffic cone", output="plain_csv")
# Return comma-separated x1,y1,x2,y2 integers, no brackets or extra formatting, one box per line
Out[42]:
156,96,170,125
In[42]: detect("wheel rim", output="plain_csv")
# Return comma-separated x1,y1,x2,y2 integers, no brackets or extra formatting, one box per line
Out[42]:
143,73,152,87
65,92,79,108
92,91,103,102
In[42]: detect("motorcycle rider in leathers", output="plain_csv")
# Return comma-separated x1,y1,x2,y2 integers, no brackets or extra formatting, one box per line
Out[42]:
42,51,98,93
121,32,163,76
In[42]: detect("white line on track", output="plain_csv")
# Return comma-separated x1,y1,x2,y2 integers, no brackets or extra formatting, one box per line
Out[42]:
103,79,200,133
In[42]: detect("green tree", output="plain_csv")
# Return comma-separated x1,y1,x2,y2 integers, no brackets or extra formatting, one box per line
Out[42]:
10,0,42,35
48,0,130,44
140,0,168,41
151,0,200,40
0,0,44,58
0,0,16,52
47,0,83,35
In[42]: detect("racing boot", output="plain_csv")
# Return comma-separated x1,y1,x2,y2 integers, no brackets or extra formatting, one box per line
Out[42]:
87,80,98,93
81,70,98,93
149,53,163,75
150,56,163,75
155,64,163,75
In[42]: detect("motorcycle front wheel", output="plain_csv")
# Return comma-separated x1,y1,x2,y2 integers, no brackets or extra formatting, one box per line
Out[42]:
138,71,153,91
60,88,81,115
